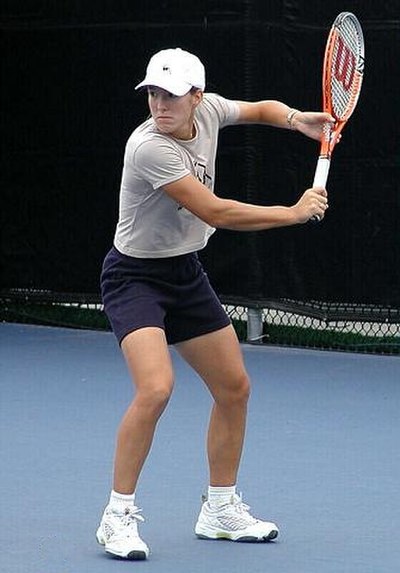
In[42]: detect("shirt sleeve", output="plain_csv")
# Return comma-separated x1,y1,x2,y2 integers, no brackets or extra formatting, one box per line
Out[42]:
203,93,241,127
132,136,191,190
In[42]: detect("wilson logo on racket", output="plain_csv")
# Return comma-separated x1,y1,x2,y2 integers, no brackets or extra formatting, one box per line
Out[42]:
334,37,356,91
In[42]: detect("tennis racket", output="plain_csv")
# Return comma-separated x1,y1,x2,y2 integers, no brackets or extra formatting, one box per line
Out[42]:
312,11,365,221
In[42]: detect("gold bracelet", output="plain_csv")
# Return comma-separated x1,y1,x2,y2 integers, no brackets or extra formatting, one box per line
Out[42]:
287,108,300,129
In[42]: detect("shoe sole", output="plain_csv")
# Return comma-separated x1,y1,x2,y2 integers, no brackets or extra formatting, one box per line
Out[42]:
196,529,279,542
105,549,148,560
97,531,149,560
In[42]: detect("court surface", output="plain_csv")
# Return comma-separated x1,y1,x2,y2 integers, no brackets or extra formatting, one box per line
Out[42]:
1,322,399,573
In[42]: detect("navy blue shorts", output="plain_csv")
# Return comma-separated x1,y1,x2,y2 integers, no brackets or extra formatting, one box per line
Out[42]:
100,247,231,345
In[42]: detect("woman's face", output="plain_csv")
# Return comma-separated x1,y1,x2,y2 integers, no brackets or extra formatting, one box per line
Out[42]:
147,86,202,140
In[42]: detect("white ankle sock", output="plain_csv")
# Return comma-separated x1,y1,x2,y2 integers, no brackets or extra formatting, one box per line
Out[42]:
208,485,236,506
109,490,136,511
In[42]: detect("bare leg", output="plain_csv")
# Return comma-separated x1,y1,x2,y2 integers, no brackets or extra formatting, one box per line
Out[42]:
176,325,250,486
113,327,174,494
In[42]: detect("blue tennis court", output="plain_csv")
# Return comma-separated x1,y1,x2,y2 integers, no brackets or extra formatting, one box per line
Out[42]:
1,322,399,573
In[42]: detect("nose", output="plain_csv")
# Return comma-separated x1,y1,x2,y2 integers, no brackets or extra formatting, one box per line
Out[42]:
155,93,169,109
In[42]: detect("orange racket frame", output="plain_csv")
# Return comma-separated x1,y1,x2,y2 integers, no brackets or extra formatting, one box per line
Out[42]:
313,12,365,191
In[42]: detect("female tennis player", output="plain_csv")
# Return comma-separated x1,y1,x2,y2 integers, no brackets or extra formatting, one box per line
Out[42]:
96,47,331,560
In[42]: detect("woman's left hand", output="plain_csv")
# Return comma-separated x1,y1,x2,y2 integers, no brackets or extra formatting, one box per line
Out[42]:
292,111,336,142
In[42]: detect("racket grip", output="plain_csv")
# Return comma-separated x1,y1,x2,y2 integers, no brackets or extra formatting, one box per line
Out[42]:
310,157,331,222
312,156,331,188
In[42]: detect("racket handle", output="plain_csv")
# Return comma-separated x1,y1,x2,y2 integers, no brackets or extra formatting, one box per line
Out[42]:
313,156,331,187
310,157,331,222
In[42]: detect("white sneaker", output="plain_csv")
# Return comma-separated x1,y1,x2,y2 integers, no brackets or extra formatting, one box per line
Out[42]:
195,493,279,542
96,505,150,560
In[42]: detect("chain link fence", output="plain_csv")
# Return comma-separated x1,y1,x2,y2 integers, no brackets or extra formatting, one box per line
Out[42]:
1,289,399,355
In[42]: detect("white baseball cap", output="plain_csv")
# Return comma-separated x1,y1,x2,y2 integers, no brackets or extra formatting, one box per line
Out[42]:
135,48,206,96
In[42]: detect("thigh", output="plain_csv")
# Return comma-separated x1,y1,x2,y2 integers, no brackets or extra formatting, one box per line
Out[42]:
164,253,230,345
121,327,174,394
175,325,249,399
101,248,169,345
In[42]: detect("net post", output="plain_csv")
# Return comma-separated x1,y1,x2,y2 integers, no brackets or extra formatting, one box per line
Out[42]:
247,307,263,343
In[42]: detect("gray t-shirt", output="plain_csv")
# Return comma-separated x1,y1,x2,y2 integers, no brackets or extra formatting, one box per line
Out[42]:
113,93,240,258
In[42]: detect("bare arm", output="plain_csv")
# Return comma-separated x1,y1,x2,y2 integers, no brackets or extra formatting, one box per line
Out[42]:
236,100,334,141
163,174,328,230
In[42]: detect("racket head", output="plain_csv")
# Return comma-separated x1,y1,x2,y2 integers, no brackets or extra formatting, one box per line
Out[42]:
321,12,365,155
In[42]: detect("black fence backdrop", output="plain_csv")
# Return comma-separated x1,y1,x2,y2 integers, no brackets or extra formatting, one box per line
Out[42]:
1,0,399,307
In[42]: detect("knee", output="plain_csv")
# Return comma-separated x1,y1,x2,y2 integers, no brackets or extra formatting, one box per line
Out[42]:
137,381,174,417
219,371,251,406
236,372,251,403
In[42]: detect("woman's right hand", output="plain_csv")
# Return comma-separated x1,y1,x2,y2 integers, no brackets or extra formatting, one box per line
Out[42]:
293,186,329,223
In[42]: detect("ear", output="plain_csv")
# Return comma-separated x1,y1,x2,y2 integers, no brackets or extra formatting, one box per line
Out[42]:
192,89,203,107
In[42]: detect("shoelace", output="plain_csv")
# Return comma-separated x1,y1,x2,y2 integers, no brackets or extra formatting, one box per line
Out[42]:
228,495,258,525
209,494,259,528
120,506,145,526
108,506,145,537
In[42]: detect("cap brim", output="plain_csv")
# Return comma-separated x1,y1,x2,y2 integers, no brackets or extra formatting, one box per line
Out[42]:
134,76,191,97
